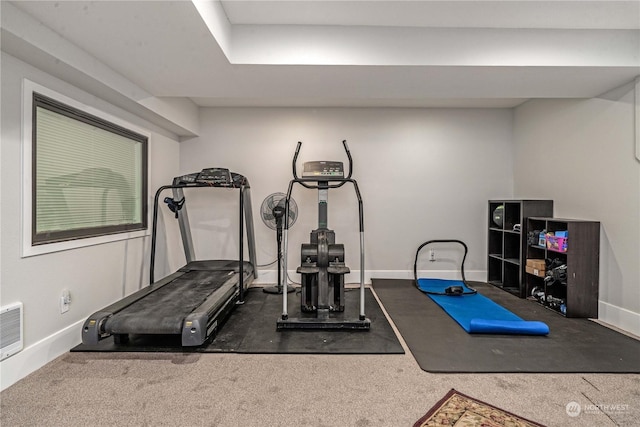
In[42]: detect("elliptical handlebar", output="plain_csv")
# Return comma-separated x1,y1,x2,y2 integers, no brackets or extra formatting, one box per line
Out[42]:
292,141,302,180
342,139,353,180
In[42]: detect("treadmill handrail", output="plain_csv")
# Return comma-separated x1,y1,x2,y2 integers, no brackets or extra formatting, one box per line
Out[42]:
150,179,257,286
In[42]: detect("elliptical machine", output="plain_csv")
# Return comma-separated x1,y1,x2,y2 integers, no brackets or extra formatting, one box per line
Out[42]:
277,140,370,330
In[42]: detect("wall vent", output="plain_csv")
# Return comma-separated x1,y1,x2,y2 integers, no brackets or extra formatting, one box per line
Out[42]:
1,302,23,361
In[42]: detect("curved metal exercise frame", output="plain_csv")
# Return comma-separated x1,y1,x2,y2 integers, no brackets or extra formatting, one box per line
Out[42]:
413,239,476,295
280,140,368,327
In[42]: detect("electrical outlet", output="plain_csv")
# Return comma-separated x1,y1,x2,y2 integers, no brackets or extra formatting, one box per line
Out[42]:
429,249,436,261
60,289,71,314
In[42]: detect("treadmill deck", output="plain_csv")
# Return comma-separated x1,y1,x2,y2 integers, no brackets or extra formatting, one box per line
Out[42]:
87,260,254,341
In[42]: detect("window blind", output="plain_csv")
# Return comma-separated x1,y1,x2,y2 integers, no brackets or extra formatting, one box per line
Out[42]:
33,93,147,245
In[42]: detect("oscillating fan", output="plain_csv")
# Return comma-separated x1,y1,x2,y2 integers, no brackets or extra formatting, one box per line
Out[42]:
260,192,298,294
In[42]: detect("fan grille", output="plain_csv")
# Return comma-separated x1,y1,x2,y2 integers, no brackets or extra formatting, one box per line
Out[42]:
260,192,298,230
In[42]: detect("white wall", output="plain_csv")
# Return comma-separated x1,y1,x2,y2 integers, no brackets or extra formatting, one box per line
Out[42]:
0,53,182,390
2,51,637,392
180,107,514,283
513,83,640,336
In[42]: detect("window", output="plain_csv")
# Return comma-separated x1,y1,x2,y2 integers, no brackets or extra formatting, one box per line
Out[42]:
23,82,149,255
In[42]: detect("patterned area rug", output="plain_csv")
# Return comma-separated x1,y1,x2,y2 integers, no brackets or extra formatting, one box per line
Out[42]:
414,389,546,427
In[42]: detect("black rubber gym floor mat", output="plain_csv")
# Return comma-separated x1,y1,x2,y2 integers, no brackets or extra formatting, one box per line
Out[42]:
72,288,404,355
373,278,640,373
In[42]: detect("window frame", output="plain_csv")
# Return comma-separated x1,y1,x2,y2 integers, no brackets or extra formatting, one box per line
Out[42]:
22,80,151,257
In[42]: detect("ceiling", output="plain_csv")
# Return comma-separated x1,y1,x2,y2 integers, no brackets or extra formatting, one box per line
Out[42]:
4,0,640,111
220,0,640,28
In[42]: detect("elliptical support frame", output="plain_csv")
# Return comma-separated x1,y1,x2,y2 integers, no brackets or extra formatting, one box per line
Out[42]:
278,140,370,330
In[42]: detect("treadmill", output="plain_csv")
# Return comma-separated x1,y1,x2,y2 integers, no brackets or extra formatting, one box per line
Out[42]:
82,168,257,347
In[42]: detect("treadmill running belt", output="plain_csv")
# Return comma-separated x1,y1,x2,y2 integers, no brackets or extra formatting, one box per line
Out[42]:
105,270,234,334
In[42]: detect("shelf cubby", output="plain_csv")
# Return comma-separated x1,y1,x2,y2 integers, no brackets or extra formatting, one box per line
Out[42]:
487,200,554,298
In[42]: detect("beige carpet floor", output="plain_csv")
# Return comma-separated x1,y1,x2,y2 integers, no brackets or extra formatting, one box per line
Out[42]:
1,291,638,427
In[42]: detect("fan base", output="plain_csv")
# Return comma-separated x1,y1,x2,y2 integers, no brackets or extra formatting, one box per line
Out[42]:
263,284,296,294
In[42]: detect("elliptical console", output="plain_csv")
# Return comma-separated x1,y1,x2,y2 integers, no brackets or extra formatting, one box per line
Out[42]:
277,140,370,330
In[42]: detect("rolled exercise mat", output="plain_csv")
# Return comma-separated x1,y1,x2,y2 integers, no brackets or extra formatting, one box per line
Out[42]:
417,278,549,335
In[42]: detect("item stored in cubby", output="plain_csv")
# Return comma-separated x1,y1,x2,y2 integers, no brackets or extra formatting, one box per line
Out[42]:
546,233,568,252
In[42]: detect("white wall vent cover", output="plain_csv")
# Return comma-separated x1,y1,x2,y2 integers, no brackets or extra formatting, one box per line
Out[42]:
1,302,24,361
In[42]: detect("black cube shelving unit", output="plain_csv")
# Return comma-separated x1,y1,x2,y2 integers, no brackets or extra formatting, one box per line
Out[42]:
525,217,600,317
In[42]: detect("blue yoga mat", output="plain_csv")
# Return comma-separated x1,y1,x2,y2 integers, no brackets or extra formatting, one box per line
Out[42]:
417,278,549,335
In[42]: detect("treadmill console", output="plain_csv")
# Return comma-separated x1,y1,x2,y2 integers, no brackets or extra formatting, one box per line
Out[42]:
302,161,344,179
174,168,233,186
197,168,232,185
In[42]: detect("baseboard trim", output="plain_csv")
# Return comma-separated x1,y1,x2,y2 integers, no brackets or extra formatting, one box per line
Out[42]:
598,301,640,338
0,318,83,391
370,270,487,282
254,269,487,285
